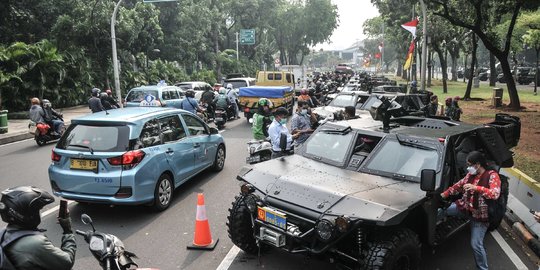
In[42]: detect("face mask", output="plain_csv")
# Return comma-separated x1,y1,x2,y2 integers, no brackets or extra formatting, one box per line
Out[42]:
467,166,477,175
279,119,287,125
301,109,308,116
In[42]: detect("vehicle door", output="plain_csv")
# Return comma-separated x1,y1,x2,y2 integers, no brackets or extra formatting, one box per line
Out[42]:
156,115,194,184
180,113,214,172
162,88,182,108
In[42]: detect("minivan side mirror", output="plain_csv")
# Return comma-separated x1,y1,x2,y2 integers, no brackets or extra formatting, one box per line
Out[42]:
420,169,437,191
210,127,219,135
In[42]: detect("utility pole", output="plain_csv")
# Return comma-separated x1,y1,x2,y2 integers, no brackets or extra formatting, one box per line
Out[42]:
111,0,123,108
235,32,239,61
419,0,428,92
381,24,385,74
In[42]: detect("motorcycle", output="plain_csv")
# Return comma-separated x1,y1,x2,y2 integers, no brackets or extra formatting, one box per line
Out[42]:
28,121,64,146
214,108,227,129
246,139,272,164
76,213,159,270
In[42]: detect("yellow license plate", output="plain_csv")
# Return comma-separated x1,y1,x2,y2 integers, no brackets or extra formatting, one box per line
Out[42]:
70,159,98,172
257,206,286,230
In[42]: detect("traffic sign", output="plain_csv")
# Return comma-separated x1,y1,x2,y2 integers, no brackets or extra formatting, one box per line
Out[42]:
240,29,255,45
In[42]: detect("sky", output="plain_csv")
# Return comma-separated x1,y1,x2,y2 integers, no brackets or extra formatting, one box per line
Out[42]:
314,0,380,51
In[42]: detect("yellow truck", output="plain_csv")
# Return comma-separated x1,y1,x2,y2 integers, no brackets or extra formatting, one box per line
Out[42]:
238,86,294,121
255,71,295,89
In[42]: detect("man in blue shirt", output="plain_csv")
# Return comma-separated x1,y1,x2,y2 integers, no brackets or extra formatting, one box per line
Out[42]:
291,101,314,146
180,90,199,114
268,107,299,158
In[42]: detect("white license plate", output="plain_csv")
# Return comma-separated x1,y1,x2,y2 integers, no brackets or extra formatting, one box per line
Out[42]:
246,155,261,163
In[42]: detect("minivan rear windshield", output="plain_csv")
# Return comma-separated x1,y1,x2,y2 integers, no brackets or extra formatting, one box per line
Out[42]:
57,124,130,152
126,90,159,102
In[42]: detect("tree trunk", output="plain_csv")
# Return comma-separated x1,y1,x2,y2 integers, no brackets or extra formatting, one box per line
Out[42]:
450,49,458,81
463,52,468,83
464,34,478,100
427,51,432,87
489,52,496,87
433,45,448,94
535,48,539,95
497,54,520,109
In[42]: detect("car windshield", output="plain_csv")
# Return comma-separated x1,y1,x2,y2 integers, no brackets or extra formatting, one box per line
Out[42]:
225,80,248,88
329,95,356,107
304,131,354,164
126,90,159,102
57,124,130,152
363,139,439,181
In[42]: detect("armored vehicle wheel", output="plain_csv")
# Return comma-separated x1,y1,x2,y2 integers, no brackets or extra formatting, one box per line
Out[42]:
361,228,420,270
227,195,264,254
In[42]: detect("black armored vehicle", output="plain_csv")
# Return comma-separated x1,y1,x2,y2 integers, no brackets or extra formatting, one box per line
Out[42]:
227,106,520,269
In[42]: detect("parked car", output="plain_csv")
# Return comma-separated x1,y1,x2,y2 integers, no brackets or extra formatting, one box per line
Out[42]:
48,107,226,211
124,84,184,108
175,81,213,100
478,68,490,81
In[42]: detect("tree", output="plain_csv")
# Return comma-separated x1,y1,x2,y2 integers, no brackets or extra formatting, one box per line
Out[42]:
427,0,540,110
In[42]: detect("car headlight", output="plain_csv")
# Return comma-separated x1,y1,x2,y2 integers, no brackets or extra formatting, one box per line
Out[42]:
316,219,334,241
335,216,350,232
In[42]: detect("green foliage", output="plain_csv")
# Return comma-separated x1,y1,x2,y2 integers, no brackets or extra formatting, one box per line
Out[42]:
190,69,217,85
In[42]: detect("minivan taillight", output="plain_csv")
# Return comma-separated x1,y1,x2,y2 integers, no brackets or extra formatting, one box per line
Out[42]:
51,150,61,162
107,150,145,169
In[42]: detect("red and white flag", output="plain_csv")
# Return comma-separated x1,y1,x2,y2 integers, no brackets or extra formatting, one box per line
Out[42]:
401,18,419,37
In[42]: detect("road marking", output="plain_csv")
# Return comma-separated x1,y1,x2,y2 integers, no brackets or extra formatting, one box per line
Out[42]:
41,201,75,218
490,230,529,270
0,138,33,147
216,245,240,270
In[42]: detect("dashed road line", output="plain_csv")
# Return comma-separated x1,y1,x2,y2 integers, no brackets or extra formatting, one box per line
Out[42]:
41,201,75,218
216,245,240,270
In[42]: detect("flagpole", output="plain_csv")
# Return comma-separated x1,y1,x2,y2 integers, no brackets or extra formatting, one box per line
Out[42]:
419,0,428,92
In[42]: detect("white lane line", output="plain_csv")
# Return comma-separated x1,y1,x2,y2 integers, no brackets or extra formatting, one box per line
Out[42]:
41,201,75,218
0,138,33,147
216,245,241,270
490,230,529,270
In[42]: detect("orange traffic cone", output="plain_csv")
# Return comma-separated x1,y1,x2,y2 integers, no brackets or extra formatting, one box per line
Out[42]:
186,193,219,250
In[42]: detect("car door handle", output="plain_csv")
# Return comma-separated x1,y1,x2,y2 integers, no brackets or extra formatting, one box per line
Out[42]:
166,148,174,154
193,143,200,148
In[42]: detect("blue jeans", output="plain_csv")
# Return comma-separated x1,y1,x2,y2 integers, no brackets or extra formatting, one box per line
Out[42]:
441,203,489,270
51,120,64,134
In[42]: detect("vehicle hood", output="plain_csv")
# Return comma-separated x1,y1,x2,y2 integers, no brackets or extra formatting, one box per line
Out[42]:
238,155,426,224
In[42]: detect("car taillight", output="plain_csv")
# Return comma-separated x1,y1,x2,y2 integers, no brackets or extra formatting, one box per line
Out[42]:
107,150,145,169
51,150,61,162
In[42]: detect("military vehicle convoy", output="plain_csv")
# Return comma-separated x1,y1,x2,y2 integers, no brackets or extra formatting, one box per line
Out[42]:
227,101,520,269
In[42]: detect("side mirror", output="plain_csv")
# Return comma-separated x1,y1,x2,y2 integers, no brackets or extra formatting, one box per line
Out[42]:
81,214,93,225
209,127,219,135
279,133,288,152
420,169,437,191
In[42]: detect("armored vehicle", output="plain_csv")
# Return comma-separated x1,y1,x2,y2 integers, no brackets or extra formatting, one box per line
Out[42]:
227,107,520,269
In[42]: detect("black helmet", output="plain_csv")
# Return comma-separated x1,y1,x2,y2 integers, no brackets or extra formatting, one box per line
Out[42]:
42,99,51,108
273,107,289,116
185,90,195,98
91,88,101,97
0,186,54,229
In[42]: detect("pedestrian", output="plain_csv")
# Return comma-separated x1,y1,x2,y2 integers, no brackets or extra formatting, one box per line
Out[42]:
445,97,454,118
452,96,463,121
425,95,439,116
251,98,273,140
268,107,299,159
0,186,76,270
29,97,46,124
291,101,314,146
41,99,64,135
440,151,501,270
180,90,200,114
88,88,104,113
226,83,239,119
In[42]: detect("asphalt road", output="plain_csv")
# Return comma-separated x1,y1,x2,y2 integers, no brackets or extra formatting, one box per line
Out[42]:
0,117,537,270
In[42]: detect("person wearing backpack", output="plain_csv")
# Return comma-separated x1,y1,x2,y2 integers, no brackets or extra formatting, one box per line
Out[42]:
0,186,76,270
440,151,501,270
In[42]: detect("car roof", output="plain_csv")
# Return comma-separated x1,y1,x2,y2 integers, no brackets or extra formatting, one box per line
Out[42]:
128,85,181,91
225,77,256,81
176,81,208,85
71,107,186,125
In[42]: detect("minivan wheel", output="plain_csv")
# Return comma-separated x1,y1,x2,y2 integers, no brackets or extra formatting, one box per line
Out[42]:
152,174,174,211
360,228,420,270
211,145,226,172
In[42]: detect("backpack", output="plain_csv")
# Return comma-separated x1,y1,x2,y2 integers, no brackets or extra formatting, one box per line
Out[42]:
469,170,509,231
0,228,41,270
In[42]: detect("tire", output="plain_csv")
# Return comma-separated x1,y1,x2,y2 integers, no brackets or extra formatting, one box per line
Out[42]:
35,135,47,146
226,195,260,254
361,228,421,270
152,174,174,212
211,144,226,172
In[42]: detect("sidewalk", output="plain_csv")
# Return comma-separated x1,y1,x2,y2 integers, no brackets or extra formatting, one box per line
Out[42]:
0,105,91,145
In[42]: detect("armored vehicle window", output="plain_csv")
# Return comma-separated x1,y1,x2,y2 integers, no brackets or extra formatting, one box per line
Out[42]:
364,139,439,180
329,95,356,108
304,131,354,164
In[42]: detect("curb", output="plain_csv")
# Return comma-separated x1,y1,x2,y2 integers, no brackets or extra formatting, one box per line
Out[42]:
0,121,72,146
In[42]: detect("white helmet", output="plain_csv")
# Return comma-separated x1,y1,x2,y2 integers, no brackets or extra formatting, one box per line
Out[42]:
226,83,233,89
219,87,227,94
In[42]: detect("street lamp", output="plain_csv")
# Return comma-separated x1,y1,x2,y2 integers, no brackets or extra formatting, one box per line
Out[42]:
111,0,123,108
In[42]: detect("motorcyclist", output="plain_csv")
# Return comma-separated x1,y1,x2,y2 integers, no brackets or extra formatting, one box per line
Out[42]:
41,99,64,135
267,107,300,159
29,97,46,124
201,86,216,119
226,83,239,119
410,80,418,93
297,89,314,108
0,186,76,270
180,90,200,114
213,87,231,111
251,98,274,140
104,89,119,109
88,88,104,113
